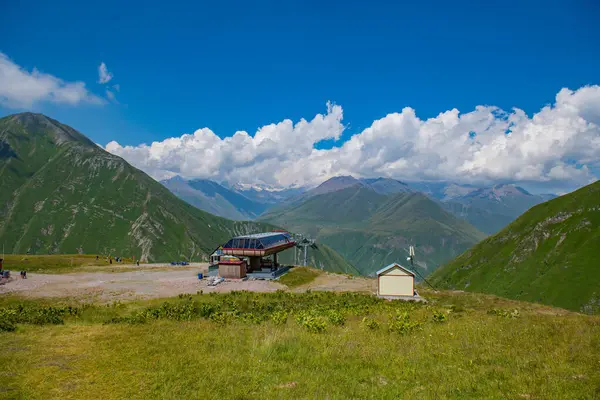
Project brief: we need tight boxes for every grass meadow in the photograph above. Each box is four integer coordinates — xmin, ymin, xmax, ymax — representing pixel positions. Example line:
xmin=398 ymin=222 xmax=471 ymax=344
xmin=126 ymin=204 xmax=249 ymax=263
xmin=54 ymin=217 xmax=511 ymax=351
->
xmin=0 ymin=288 xmax=599 ymax=399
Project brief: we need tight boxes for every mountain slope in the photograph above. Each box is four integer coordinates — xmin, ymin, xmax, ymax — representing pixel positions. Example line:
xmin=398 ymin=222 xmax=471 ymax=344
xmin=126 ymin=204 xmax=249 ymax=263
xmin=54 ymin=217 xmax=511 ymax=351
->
xmin=277 ymin=243 xmax=361 ymax=275
xmin=260 ymin=184 xmax=485 ymax=276
xmin=360 ymin=177 xmax=412 ymax=195
xmin=409 ymin=181 xmax=555 ymax=234
xmin=0 ymin=113 xmax=276 ymax=261
xmin=429 ymin=180 xmax=600 ymax=313
xmin=161 ymin=177 xmax=268 ymax=220
xmin=440 ymin=184 xmax=556 ymax=234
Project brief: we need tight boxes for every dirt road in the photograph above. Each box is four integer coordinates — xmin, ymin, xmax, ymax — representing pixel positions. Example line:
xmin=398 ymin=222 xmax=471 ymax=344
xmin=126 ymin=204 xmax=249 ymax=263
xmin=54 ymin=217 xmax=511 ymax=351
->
xmin=0 ymin=263 xmax=285 ymax=302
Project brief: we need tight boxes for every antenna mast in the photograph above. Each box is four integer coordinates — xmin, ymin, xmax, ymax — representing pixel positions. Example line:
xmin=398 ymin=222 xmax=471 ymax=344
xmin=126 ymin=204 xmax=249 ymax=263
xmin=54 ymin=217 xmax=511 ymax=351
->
xmin=407 ymin=245 xmax=436 ymax=290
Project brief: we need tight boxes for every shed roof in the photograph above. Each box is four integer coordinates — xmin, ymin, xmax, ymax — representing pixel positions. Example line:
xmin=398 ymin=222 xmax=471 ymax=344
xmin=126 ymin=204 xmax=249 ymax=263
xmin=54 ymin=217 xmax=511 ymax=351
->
xmin=376 ymin=263 xmax=415 ymax=277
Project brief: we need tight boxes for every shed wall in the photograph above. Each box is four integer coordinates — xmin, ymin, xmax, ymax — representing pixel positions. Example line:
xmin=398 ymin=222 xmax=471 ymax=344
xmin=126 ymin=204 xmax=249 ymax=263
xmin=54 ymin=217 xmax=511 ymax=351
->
xmin=219 ymin=262 xmax=247 ymax=279
xmin=378 ymin=275 xmax=413 ymax=296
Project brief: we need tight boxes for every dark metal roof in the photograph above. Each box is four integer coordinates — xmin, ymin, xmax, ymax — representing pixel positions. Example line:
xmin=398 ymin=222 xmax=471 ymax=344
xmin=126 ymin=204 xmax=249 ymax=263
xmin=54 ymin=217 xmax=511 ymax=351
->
xmin=232 ymin=232 xmax=289 ymax=239
xmin=222 ymin=231 xmax=294 ymax=251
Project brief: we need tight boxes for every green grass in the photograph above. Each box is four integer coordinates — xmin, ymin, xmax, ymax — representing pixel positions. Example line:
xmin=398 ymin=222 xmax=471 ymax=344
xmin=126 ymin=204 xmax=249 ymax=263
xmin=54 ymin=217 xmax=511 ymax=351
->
xmin=1 ymin=290 xmax=599 ymax=399
xmin=430 ymin=180 xmax=600 ymax=313
xmin=277 ymin=267 xmax=323 ymax=288
xmin=0 ymin=254 xmax=133 ymax=274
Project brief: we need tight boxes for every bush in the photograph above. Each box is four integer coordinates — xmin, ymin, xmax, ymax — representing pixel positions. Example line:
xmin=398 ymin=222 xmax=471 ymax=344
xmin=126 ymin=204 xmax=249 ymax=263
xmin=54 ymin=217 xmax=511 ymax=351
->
xmin=432 ymin=310 xmax=448 ymax=323
xmin=0 ymin=306 xmax=75 ymax=328
xmin=326 ymin=310 xmax=346 ymax=326
xmin=295 ymin=311 xmax=327 ymax=333
xmin=388 ymin=311 xmax=422 ymax=334
xmin=488 ymin=308 xmax=520 ymax=318
xmin=0 ymin=319 xmax=16 ymax=332
xmin=271 ymin=311 xmax=288 ymax=326
xmin=361 ymin=317 xmax=380 ymax=330
xmin=209 ymin=311 xmax=229 ymax=324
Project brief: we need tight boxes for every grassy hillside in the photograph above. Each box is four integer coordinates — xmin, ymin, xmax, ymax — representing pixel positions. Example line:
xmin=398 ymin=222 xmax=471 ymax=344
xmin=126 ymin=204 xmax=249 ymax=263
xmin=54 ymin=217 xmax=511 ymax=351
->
xmin=261 ymin=185 xmax=485 ymax=276
xmin=0 ymin=113 xmax=275 ymax=262
xmin=1 ymin=290 xmax=598 ymax=398
xmin=429 ymin=180 xmax=600 ymax=313
xmin=277 ymin=243 xmax=361 ymax=275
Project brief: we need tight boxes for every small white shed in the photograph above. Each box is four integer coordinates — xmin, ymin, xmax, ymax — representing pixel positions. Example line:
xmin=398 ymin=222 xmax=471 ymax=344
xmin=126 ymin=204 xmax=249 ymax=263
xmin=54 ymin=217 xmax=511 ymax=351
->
xmin=377 ymin=263 xmax=415 ymax=297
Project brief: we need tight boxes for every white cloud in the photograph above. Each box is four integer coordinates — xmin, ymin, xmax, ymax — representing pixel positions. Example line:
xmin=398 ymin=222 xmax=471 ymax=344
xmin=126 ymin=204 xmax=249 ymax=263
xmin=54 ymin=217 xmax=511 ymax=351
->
xmin=0 ymin=52 xmax=104 ymax=108
xmin=106 ymin=86 xmax=600 ymax=190
xmin=106 ymin=89 xmax=117 ymax=103
xmin=97 ymin=62 xmax=113 ymax=84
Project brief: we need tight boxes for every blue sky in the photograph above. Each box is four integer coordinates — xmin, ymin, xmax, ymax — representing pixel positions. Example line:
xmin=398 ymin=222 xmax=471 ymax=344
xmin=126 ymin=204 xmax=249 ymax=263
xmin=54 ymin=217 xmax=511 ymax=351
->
xmin=1 ymin=0 xmax=599 ymax=191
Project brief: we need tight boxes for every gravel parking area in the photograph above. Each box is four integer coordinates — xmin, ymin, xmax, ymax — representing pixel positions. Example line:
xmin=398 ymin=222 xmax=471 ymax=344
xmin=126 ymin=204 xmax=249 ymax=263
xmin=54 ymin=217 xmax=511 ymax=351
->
xmin=0 ymin=264 xmax=285 ymax=302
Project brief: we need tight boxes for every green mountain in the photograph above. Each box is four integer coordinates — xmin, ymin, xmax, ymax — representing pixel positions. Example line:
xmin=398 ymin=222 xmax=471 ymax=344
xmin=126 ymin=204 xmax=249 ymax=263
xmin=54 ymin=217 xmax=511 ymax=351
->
xmin=260 ymin=184 xmax=485 ymax=276
xmin=429 ymin=180 xmax=600 ymax=313
xmin=0 ymin=113 xmax=280 ymax=262
xmin=277 ymin=242 xmax=361 ymax=275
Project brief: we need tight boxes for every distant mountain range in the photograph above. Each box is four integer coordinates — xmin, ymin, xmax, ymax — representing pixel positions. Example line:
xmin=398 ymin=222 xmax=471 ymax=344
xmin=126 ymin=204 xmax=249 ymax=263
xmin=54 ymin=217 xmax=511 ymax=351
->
xmin=259 ymin=177 xmax=486 ymax=276
xmin=162 ymin=175 xmax=553 ymax=235
xmin=430 ymin=179 xmax=600 ymax=313
xmin=430 ymin=183 xmax=556 ymax=234
xmin=161 ymin=177 xmax=307 ymax=220
xmin=161 ymin=177 xmax=270 ymax=220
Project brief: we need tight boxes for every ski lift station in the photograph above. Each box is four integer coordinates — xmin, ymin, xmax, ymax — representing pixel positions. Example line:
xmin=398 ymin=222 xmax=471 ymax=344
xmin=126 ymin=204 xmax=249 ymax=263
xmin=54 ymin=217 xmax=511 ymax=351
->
xmin=209 ymin=231 xmax=296 ymax=279
xmin=377 ymin=263 xmax=416 ymax=298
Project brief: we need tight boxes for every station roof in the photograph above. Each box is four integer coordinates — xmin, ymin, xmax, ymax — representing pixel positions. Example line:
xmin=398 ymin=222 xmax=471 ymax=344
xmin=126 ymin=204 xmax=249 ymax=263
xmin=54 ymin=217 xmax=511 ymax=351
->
xmin=232 ymin=232 xmax=290 ymax=240
xmin=222 ymin=231 xmax=294 ymax=252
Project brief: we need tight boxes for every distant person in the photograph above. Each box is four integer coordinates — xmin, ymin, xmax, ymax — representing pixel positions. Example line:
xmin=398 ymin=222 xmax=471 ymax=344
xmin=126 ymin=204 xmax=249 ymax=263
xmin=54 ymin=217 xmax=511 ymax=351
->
xmin=109 ymin=258 xmax=112 ymax=265
xmin=136 ymin=260 xmax=140 ymax=266
xmin=96 ymin=255 xmax=99 ymax=260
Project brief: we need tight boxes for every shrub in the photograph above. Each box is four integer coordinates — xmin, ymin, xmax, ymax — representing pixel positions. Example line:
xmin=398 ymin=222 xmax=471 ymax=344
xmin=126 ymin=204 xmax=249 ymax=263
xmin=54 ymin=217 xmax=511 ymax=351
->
xmin=209 ymin=311 xmax=229 ymax=324
xmin=271 ymin=311 xmax=288 ymax=326
xmin=361 ymin=317 xmax=380 ymax=330
xmin=198 ymin=303 xmax=216 ymax=318
xmin=295 ymin=311 xmax=327 ymax=333
xmin=488 ymin=308 xmax=520 ymax=318
xmin=388 ymin=311 xmax=422 ymax=334
xmin=0 ymin=319 xmax=16 ymax=332
xmin=432 ymin=310 xmax=448 ymax=323
xmin=326 ymin=310 xmax=346 ymax=326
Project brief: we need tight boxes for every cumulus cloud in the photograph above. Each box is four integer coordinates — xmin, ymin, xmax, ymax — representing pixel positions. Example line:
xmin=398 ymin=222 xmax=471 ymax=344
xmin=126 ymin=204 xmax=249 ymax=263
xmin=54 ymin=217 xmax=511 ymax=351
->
xmin=106 ymin=87 xmax=600 ymax=190
xmin=97 ymin=62 xmax=113 ymax=84
xmin=0 ymin=52 xmax=104 ymax=108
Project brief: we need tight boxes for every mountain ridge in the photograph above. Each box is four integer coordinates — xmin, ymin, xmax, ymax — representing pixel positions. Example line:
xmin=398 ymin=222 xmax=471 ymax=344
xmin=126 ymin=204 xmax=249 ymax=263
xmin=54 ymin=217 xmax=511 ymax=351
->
xmin=260 ymin=184 xmax=485 ymax=276
xmin=429 ymin=180 xmax=600 ymax=313
xmin=0 ymin=113 xmax=276 ymax=261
